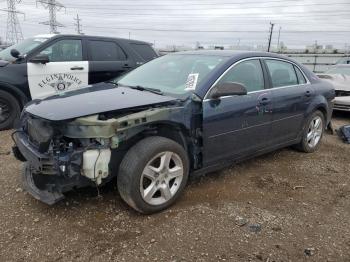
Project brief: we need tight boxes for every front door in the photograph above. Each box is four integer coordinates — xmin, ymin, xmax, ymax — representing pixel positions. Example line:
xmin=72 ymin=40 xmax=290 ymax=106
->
xmin=202 ymin=59 xmax=273 ymax=167
xmin=27 ymin=38 xmax=88 ymax=99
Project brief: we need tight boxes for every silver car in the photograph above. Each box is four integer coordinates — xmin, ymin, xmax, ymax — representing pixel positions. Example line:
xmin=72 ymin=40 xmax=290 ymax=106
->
xmin=318 ymin=65 xmax=350 ymax=111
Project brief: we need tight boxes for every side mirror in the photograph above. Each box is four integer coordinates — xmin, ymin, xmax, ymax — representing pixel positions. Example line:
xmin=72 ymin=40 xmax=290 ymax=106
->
xmin=210 ymin=82 xmax=247 ymax=99
xmin=30 ymin=54 xmax=50 ymax=64
xmin=10 ymin=49 xmax=20 ymax=58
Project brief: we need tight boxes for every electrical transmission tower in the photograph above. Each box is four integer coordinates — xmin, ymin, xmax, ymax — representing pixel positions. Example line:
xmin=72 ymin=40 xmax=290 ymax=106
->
xmin=37 ymin=0 xmax=65 ymax=34
xmin=0 ymin=0 xmax=24 ymax=45
xmin=74 ymin=14 xmax=83 ymax=35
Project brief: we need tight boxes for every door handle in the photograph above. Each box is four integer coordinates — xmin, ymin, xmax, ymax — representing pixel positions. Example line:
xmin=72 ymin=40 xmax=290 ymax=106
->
xmin=259 ymin=97 xmax=271 ymax=105
xmin=70 ymin=66 xmax=84 ymax=70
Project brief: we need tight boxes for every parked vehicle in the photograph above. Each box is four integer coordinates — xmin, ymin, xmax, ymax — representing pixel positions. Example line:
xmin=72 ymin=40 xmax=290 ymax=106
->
xmin=13 ymin=51 xmax=335 ymax=214
xmin=0 ymin=34 xmax=158 ymax=130
xmin=318 ymin=64 xmax=350 ymax=111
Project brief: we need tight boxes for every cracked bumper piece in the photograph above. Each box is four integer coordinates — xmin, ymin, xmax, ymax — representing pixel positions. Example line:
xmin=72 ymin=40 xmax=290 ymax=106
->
xmin=22 ymin=162 xmax=65 ymax=205
xmin=13 ymin=131 xmax=91 ymax=205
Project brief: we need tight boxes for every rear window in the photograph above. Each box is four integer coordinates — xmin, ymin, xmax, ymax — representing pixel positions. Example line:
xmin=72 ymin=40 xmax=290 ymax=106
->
xmin=89 ymin=40 xmax=126 ymax=61
xmin=130 ymin=43 xmax=157 ymax=61
xmin=265 ymin=59 xmax=298 ymax=88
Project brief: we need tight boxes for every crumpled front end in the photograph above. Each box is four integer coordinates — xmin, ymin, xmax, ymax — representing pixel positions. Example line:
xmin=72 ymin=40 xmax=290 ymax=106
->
xmin=13 ymin=106 xmax=185 ymax=205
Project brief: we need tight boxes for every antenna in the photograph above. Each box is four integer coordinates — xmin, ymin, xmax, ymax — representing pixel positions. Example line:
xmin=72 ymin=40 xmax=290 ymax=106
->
xmin=37 ymin=0 xmax=65 ymax=34
xmin=0 ymin=0 xmax=24 ymax=45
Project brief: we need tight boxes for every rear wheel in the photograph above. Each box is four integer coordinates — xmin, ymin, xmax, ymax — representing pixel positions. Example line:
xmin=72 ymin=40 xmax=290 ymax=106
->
xmin=117 ymin=136 xmax=189 ymax=214
xmin=0 ymin=90 xmax=21 ymax=130
xmin=295 ymin=110 xmax=325 ymax=153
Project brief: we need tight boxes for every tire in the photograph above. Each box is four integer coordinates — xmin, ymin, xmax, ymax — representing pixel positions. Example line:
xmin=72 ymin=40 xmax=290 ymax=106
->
xmin=295 ymin=110 xmax=325 ymax=153
xmin=117 ymin=136 xmax=189 ymax=214
xmin=0 ymin=90 xmax=21 ymax=130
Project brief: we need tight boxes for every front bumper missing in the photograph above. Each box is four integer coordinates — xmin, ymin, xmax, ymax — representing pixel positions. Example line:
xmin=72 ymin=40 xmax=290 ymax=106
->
xmin=12 ymin=132 xmax=64 ymax=204
xmin=13 ymin=131 xmax=87 ymax=205
xmin=22 ymin=162 xmax=65 ymax=205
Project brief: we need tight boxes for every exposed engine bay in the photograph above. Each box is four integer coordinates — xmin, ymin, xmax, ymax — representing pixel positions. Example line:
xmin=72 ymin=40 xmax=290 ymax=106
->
xmin=13 ymin=99 xmax=202 ymax=205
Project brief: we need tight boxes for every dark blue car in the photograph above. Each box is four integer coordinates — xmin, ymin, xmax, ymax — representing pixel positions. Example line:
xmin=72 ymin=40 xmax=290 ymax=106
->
xmin=13 ymin=51 xmax=335 ymax=213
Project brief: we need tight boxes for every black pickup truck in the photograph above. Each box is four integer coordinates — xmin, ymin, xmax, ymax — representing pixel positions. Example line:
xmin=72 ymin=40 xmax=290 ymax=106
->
xmin=0 ymin=34 xmax=158 ymax=130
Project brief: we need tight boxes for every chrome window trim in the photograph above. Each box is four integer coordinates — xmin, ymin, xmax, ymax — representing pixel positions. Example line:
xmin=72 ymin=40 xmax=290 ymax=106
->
xmin=203 ymin=56 xmax=311 ymax=100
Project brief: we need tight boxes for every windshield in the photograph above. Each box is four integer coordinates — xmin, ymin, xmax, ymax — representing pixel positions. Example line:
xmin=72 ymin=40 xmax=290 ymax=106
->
xmin=326 ymin=66 xmax=350 ymax=76
xmin=116 ymin=54 xmax=228 ymax=98
xmin=0 ymin=37 xmax=50 ymax=62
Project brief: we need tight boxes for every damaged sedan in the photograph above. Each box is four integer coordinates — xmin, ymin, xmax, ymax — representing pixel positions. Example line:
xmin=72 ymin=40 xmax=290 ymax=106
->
xmin=13 ymin=51 xmax=335 ymax=214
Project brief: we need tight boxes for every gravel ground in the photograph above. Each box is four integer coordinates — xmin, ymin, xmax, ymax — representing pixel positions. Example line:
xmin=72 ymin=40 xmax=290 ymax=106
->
xmin=0 ymin=112 xmax=349 ymax=262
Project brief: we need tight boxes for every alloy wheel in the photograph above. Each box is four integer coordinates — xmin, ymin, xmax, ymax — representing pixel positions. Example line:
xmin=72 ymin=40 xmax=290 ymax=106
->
xmin=307 ymin=116 xmax=323 ymax=148
xmin=140 ymin=151 xmax=184 ymax=206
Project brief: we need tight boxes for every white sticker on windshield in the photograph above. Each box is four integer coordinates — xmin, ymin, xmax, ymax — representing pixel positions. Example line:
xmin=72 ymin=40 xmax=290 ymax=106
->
xmin=185 ymin=73 xmax=199 ymax=91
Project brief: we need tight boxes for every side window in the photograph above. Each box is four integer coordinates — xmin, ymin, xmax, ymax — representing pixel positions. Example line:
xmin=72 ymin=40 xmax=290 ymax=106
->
xmin=265 ymin=60 xmax=298 ymax=88
xmin=38 ymin=39 xmax=82 ymax=62
xmin=218 ymin=59 xmax=264 ymax=92
xmin=294 ymin=65 xmax=307 ymax=84
xmin=130 ymin=43 xmax=157 ymax=61
xmin=89 ymin=41 xmax=126 ymax=61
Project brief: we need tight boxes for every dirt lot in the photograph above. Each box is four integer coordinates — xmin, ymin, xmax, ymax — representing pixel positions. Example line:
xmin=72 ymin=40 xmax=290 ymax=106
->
xmin=0 ymin=113 xmax=349 ymax=262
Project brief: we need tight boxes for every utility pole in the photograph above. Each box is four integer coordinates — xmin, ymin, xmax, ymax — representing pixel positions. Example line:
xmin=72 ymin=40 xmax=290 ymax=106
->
xmin=74 ymin=14 xmax=83 ymax=35
xmin=0 ymin=0 xmax=24 ymax=45
xmin=37 ymin=0 xmax=65 ymax=34
xmin=277 ymin=26 xmax=281 ymax=52
xmin=267 ymin=22 xmax=275 ymax=52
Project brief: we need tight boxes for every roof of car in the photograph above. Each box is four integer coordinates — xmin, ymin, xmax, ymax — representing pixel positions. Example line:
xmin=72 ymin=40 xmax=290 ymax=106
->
xmin=171 ymin=50 xmax=293 ymax=59
xmin=47 ymin=34 xmax=151 ymax=45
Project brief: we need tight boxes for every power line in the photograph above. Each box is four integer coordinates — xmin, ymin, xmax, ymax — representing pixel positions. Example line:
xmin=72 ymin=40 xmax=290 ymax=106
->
xmin=0 ymin=0 xmax=24 ymax=44
xmin=63 ymin=2 xmax=350 ymax=11
xmin=36 ymin=0 xmax=65 ymax=34
xmin=20 ymin=1 xmax=350 ymax=10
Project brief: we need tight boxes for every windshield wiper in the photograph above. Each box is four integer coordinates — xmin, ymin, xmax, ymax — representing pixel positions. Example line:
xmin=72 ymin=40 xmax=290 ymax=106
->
xmin=122 ymin=85 xmax=164 ymax=95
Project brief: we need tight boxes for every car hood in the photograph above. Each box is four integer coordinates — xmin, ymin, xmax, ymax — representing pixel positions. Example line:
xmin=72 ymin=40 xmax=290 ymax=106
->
xmin=317 ymin=73 xmax=350 ymax=91
xmin=25 ymin=83 xmax=178 ymax=121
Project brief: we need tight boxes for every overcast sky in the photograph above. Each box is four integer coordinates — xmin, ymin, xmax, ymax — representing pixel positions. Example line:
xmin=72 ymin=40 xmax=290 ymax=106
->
xmin=0 ymin=0 xmax=349 ymax=49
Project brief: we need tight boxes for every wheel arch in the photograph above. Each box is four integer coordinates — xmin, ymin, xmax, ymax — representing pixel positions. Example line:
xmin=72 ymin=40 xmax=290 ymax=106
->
xmin=306 ymin=94 xmax=331 ymax=125
xmin=110 ymin=121 xmax=198 ymax=177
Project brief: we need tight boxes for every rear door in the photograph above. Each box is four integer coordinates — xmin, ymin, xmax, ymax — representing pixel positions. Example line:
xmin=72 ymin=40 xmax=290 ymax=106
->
xmin=27 ymin=38 xmax=88 ymax=99
xmin=87 ymin=39 xmax=134 ymax=84
xmin=263 ymin=59 xmax=312 ymax=144
xmin=202 ymin=58 xmax=273 ymax=166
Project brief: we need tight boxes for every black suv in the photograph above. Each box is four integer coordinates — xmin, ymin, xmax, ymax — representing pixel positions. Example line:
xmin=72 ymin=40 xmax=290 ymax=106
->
xmin=0 ymin=34 xmax=158 ymax=130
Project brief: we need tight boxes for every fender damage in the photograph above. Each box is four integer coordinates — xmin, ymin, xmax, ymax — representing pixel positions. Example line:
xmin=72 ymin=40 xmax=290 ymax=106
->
xmin=13 ymin=95 xmax=202 ymax=205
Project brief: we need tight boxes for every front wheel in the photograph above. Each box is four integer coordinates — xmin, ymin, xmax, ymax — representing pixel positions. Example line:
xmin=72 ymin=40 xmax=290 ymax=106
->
xmin=117 ymin=136 xmax=189 ymax=214
xmin=295 ymin=110 xmax=325 ymax=153
xmin=0 ymin=90 xmax=21 ymax=130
